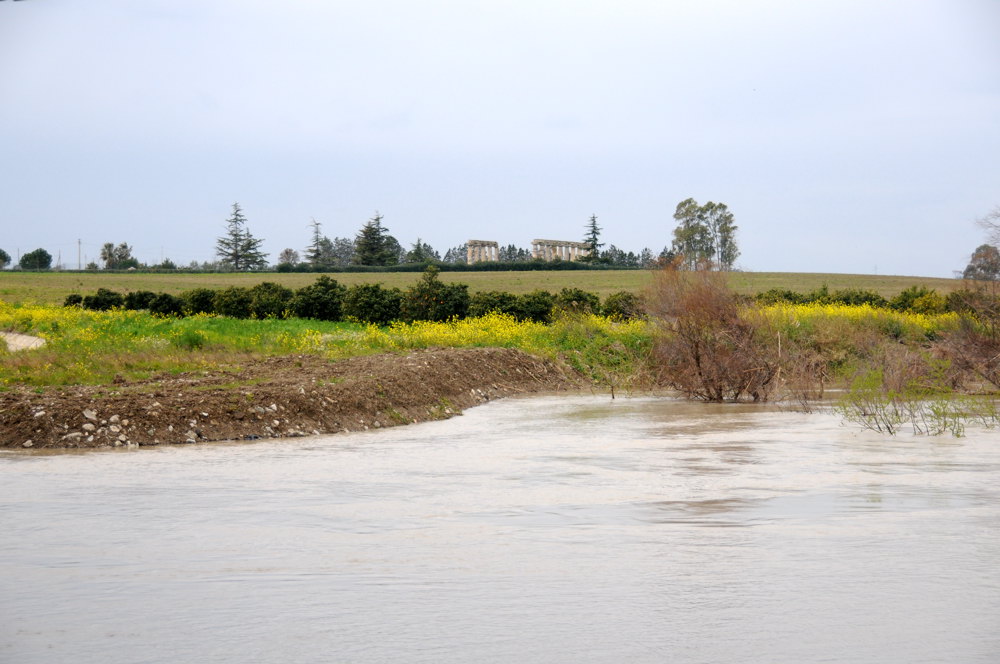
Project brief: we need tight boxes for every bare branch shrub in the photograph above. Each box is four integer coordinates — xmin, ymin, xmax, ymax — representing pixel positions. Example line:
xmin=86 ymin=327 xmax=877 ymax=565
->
xmin=938 ymin=282 xmax=1000 ymax=390
xmin=647 ymin=263 xmax=780 ymax=402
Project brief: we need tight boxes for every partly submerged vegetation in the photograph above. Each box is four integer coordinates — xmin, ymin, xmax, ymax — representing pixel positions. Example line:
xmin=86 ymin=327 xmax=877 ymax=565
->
xmin=3 ymin=266 xmax=999 ymax=436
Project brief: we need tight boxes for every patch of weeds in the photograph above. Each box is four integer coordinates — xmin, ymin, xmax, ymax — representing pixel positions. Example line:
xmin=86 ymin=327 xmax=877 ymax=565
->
xmin=172 ymin=329 xmax=207 ymax=351
xmin=428 ymin=398 xmax=456 ymax=420
xmin=386 ymin=408 xmax=409 ymax=425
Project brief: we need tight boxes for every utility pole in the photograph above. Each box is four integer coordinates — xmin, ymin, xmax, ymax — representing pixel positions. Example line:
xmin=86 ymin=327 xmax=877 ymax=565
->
xmin=78 ymin=239 xmax=82 ymax=270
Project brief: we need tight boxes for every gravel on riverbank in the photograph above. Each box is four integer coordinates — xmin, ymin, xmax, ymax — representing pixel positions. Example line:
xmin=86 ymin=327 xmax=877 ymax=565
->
xmin=1 ymin=347 xmax=583 ymax=449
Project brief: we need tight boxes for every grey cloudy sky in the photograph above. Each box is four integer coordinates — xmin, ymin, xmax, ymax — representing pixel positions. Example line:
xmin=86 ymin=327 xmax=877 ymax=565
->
xmin=2 ymin=0 xmax=998 ymax=276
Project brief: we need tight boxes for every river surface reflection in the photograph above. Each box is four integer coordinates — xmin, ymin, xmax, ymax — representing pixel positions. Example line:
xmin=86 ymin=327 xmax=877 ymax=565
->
xmin=2 ymin=395 xmax=999 ymax=663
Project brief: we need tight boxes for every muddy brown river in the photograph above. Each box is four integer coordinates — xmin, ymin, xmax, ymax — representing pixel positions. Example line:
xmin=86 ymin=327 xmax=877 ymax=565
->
xmin=2 ymin=396 xmax=999 ymax=663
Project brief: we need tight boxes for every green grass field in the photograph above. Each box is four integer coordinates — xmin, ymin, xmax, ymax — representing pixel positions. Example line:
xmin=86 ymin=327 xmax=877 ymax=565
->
xmin=0 ymin=269 xmax=963 ymax=306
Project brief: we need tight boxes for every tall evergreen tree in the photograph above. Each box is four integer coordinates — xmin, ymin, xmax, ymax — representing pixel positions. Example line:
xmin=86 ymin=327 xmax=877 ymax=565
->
xmin=305 ymin=218 xmax=325 ymax=267
xmin=582 ymin=214 xmax=604 ymax=262
xmin=498 ymin=244 xmax=531 ymax=262
xmin=328 ymin=237 xmax=356 ymax=267
xmin=443 ymin=244 xmax=468 ymax=264
xmin=405 ymin=238 xmax=440 ymax=263
xmin=216 ymin=202 xmax=268 ymax=271
xmin=352 ymin=212 xmax=399 ymax=266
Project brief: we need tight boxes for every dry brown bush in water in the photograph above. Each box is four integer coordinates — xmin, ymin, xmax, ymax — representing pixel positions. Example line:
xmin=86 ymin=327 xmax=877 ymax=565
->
xmin=938 ymin=282 xmax=1000 ymax=390
xmin=647 ymin=264 xmax=781 ymax=402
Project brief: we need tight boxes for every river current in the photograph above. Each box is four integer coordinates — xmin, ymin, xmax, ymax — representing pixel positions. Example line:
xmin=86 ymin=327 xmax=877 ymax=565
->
xmin=2 ymin=395 xmax=999 ymax=663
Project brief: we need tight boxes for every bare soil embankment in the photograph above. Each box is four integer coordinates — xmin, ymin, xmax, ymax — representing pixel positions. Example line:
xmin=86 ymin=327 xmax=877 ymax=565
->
xmin=1 ymin=347 xmax=583 ymax=449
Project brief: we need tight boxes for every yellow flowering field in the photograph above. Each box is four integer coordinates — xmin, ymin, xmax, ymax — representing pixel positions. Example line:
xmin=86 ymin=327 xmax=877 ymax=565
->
xmin=1 ymin=303 xmax=652 ymax=386
xmin=759 ymin=302 xmax=960 ymax=342
xmin=0 ymin=299 xmax=968 ymax=388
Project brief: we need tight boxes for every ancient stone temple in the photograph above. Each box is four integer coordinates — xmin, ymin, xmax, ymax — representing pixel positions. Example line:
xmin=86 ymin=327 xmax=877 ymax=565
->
xmin=467 ymin=240 xmax=500 ymax=263
xmin=531 ymin=239 xmax=589 ymax=261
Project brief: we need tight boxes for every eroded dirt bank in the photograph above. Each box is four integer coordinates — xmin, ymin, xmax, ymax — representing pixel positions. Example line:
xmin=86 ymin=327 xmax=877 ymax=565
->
xmin=1 ymin=348 xmax=584 ymax=449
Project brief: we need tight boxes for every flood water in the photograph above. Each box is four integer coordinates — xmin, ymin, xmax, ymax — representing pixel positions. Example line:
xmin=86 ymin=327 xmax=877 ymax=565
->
xmin=2 ymin=395 xmax=999 ymax=663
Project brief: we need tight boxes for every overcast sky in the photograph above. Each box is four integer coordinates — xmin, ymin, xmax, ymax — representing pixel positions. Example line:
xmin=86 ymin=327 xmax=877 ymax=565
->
xmin=2 ymin=0 xmax=998 ymax=276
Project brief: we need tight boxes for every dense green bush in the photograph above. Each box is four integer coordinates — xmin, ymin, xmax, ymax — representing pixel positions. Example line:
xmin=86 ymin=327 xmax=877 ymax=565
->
xmin=212 ymin=286 xmax=253 ymax=319
xmin=63 ymin=293 xmax=83 ymax=307
xmin=399 ymin=266 xmax=469 ymax=322
xmin=602 ymin=290 xmax=645 ymax=319
xmin=827 ymin=288 xmax=888 ymax=308
xmin=554 ymin=287 xmax=600 ymax=315
xmin=248 ymin=282 xmax=294 ymax=319
xmin=180 ymin=288 xmax=217 ymax=315
xmin=82 ymin=288 xmax=124 ymax=311
xmin=468 ymin=290 xmax=520 ymax=318
xmin=890 ymin=286 xmax=939 ymax=312
xmin=342 ymin=283 xmax=402 ymax=325
xmin=516 ymin=290 xmax=555 ymax=323
xmin=124 ymin=290 xmax=157 ymax=310
xmin=292 ymin=276 xmax=346 ymax=321
xmin=148 ymin=292 xmax=183 ymax=316
xmin=755 ymin=288 xmax=807 ymax=305
xmin=908 ymin=291 xmax=947 ymax=315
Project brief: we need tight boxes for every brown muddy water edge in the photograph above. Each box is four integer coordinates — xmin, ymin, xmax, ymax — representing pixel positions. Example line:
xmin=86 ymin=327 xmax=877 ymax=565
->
xmin=0 ymin=348 xmax=584 ymax=449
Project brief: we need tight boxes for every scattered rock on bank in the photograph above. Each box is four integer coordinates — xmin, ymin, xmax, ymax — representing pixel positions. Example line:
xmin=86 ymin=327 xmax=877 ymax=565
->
xmin=0 ymin=348 xmax=583 ymax=449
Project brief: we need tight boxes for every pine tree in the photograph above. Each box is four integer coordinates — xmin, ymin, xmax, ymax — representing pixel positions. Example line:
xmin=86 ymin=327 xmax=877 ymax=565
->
xmin=582 ymin=214 xmax=604 ymax=261
xmin=352 ymin=212 xmax=399 ymax=266
xmin=305 ymin=218 xmax=325 ymax=267
xmin=443 ymin=244 xmax=468 ymax=264
xmin=216 ymin=202 xmax=268 ymax=271
xmin=405 ymin=238 xmax=440 ymax=263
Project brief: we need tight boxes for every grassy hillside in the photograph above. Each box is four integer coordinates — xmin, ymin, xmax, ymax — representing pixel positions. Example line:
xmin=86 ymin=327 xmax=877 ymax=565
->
xmin=0 ymin=269 xmax=963 ymax=306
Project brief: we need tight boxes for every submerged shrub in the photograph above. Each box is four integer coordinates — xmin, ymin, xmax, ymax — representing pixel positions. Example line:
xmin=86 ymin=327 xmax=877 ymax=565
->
xmin=292 ymin=276 xmax=346 ymax=321
xmin=648 ymin=267 xmax=780 ymax=402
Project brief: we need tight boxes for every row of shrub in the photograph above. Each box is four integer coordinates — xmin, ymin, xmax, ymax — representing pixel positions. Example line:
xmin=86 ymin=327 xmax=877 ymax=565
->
xmin=64 ymin=268 xmax=645 ymax=325
xmin=753 ymin=284 xmax=977 ymax=315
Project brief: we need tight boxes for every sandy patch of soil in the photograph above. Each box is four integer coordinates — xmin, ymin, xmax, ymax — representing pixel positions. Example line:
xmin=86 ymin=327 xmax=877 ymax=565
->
xmin=1 ymin=347 xmax=583 ymax=449
xmin=0 ymin=331 xmax=46 ymax=352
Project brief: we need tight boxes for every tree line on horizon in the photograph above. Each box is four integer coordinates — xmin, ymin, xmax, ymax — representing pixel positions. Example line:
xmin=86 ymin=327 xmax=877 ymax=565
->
xmin=0 ymin=199 xmax=741 ymax=273
xmin=8 ymin=202 xmax=995 ymax=278
xmin=212 ymin=199 xmax=742 ymax=273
